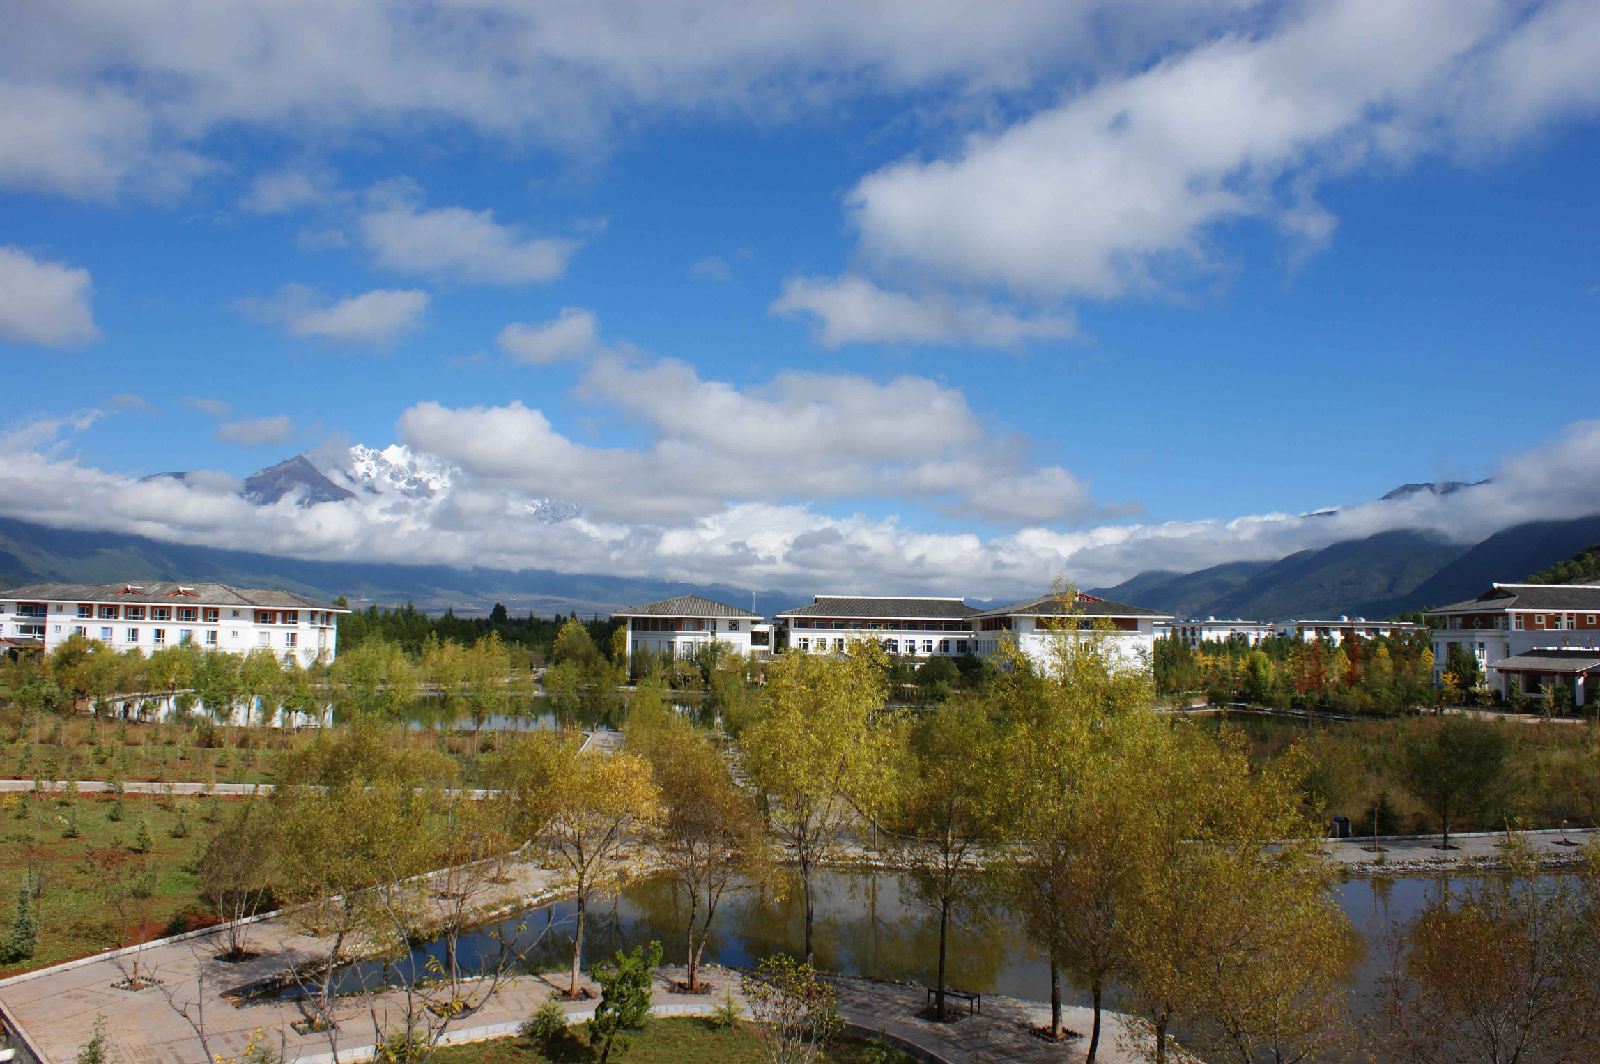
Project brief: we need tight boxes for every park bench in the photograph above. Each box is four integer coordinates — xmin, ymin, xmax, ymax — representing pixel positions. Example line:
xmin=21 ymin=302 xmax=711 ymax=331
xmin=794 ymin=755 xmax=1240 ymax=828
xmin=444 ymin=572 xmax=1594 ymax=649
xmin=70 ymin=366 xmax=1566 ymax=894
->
xmin=925 ymin=984 xmax=981 ymax=1016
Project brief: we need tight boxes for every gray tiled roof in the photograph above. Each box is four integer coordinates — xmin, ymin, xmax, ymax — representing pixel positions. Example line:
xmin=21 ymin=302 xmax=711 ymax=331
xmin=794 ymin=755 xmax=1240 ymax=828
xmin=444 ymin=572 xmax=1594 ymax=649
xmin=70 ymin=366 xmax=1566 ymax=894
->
xmin=974 ymin=591 xmax=1171 ymax=620
xmin=1492 ymin=648 xmax=1600 ymax=673
xmin=1428 ymin=584 xmax=1600 ymax=615
xmin=613 ymin=594 xmax=761 ymax=619
xmin=0 ymin=581 xmax=345 ymax=611
xmin=775 ymin=596 xmax=980 ymax=620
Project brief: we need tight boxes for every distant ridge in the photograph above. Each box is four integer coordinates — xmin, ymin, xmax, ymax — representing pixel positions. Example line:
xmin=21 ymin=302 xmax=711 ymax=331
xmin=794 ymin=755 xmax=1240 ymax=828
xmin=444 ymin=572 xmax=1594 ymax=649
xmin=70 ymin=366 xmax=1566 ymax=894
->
xmin=0 ymin=516 xmax=791 ymax=618
xmin=1093 ymin=514 xmax=1600 ymax=620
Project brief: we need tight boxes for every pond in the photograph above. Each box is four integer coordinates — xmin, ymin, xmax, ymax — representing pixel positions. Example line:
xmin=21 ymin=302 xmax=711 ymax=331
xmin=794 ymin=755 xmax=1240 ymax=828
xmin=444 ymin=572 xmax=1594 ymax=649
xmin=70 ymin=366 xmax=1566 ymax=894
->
xmin=303 ymin=866 xmax=1543 ymax=1014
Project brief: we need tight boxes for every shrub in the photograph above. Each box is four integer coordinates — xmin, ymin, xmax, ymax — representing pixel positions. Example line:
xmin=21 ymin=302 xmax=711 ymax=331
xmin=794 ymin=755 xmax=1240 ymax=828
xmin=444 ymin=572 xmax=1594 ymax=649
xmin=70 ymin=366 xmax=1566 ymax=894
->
xmin=520 ymin=996 xmax=569 ymax=1045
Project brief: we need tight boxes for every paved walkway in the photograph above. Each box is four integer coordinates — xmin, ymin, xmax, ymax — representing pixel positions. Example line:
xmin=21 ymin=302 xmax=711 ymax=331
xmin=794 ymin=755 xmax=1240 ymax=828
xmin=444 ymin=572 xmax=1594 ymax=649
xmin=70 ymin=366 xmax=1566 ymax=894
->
xmin=1321 ymin=826 xmax=1595 ymax=874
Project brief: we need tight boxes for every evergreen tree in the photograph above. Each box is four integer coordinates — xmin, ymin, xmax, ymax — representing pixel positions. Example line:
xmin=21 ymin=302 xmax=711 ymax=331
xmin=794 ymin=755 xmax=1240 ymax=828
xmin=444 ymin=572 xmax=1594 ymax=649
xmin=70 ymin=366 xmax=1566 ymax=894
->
xmin=6 ymin=880 xmax=35 ymax=962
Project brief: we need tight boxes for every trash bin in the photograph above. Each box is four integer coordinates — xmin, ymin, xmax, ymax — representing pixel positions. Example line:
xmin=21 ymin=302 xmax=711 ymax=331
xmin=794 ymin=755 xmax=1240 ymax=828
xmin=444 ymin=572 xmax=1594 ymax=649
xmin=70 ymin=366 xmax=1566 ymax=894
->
xmin=1330 ymin=815 xmax=1351 ymax=839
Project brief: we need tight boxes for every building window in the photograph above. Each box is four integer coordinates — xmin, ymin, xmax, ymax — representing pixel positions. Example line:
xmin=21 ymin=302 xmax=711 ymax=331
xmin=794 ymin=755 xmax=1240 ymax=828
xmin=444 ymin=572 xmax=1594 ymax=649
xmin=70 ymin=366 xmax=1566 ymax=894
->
xmin=206 ymin=631 xmax=217 ymax=646
xmin=126 ymin=628 xmax=139 ymax=643
xmin=203 ymin=608 xmax=219 ymax=623
xmin=99 ymin=626 xmax=113 ymax=641
xmin=179 ymin=630 xmax=194 ymax=646
xmin=956 ymin=640 xmax=969 ymax=654
xmin=77 ymin=604 xmax=93 ymax=618
xmin=151 ymin=607 xmax=171 ymax=621
xmin=1514 ymin=614 xmax=1525 ymax=630
xmin=73 ymin=625 xmax=87 ymax=637
xmin=258 ymin=631 xmax=270 ymax=646
xmin=797 ymin=638 xmax=809 ymax=652
xmin=152 ymin=629 xmax=165 ymax=645
xmin=1588 ymin=616 xmax=1597 ymax=626
xmin=98 ymin=605 xmax=118 ymax=619
xmin=284 ymin=632 xmax=297 ymax=648
xmin=728 ymin=620 xmax=740 ymax=631
xmin=939 ymin=639 xmax=950 ymax=654
xmin=923 ymin=640 xmax=934 ymax=655
xmin=124 ymin=606 xmax=145 ymax=620
xmin=177 ymin=607 xmax=198 ymax=622
xmin=282 ymin=611 xmax=298 ymax=625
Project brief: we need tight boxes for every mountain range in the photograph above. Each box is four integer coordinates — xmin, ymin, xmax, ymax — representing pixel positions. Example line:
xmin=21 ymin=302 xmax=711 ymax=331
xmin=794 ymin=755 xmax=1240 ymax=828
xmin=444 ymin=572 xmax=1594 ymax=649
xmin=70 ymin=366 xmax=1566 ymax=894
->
xmin=8 ymin=450 xmax=1600 ymax=620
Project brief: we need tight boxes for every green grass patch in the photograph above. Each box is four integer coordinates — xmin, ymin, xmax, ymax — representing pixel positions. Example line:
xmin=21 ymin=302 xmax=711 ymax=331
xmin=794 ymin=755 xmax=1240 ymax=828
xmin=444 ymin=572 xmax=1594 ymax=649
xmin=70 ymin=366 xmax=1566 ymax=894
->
xmin=430 ymin=1017 xmax=913 ymax=1064
xmin=0 ymin=790 xmax=220 ymax=976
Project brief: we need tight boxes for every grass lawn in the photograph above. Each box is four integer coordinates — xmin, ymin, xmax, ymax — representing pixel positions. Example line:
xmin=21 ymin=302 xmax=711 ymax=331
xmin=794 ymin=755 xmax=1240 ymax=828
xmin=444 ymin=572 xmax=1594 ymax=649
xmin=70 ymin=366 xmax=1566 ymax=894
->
xmin=0 ymin=790 xmax=223 ymax=976
xmin=431 ymin=1018 xmax=912 ymax=1064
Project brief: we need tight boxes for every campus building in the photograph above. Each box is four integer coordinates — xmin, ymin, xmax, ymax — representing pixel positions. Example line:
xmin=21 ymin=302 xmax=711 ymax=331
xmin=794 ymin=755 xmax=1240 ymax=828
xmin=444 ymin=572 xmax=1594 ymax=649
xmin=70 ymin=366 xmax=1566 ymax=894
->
xmin=774 ymin=596 xmax=980 ymax=657
xmin=0 ymin=581 xmax=347 ymax=668
xmin=615 ymin=594 xmax=766 ymax=662
xmin=1157 ymin=618 xmax=1277 ymax=647
xmin=1426 ymin=583 xmax=1600 ymax=705
xmin=1272 ymin=617 xmax=1426 ymax=646
xmin=975 ymin=592 xmax=1171 ymax=674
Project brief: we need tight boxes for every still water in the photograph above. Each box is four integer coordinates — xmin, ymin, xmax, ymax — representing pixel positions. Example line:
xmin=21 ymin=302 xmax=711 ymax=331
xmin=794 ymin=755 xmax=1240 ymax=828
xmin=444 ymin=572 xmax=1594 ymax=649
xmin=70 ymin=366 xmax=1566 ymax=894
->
xmin=329 ymin=693 xmax=708 ymax=733
xmin=314 ymin=867 xmax=1520 ymax=1010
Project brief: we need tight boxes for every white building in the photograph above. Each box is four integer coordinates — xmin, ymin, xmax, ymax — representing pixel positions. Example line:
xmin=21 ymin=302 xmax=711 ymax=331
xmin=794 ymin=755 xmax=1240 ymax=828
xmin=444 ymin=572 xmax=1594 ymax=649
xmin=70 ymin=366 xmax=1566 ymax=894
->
xmin=615 ymin=594 xmax=765 ymax=662
xmin=0 ymin=581 xmax=347 ymax=668
xmin=1426 ymin=583 xmax=1600 ymax=701
xmin=974 ymin=591 xmax=1171 ymax=675
xmin=775 ymin=596 xmax=980 ymax=657
xmin=1273 ymin=617 xmax=1425 ymax=646
xmin=1158 ymin=618 xmax=1276 ymax=647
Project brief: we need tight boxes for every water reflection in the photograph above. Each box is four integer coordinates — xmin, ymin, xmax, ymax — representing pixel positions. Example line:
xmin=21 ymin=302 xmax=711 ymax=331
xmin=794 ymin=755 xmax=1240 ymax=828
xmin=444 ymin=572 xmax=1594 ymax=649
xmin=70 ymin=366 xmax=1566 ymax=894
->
xmin=329 ymin=692 xmax=709 ymax=733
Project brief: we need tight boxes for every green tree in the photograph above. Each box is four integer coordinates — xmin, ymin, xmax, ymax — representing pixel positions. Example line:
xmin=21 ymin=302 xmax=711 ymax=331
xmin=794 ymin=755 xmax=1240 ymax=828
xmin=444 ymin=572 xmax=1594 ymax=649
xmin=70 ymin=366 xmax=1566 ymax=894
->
xmin=884 ymin=698 xmax=998 ymax=1019
xmin=541 ymin=748 xmax=662 ymax=996
xmin=587 ymin=940 xmax=663 ymax=1064
xmin=742 ymin=955 xmax=841 ymax=1064
xmin=1444 ymin=642 xmax=1482 ymax=693
xmin=647 ymin=721 xmax=773 ymax=993
xmin=742 ymin=643 xmax=891 ymax=964
xmin=1400 ymin=715 xmax=1509 ymax=849
xmin=75 ymin=1015 xmax=111 ymax=1064
xmin=200 ymin=797 xmax=277 ymax=959
xmin=5 ymin=878 xmax=36 ymax=962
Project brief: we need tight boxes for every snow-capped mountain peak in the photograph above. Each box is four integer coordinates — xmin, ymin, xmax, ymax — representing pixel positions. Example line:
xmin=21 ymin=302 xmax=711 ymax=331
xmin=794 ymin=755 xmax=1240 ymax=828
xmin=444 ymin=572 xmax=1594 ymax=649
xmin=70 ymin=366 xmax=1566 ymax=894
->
xmin=345 ymin=444 xmax=454 ymax=499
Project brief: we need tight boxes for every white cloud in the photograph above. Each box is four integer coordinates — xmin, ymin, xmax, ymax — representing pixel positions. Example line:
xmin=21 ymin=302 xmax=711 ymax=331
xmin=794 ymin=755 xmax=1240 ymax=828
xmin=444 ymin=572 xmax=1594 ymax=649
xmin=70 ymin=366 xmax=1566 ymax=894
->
xmin=359 ymin=187 xmax=580 ymax=284
xmin=214 ymin=415 xmax=294 ymax=447
xmin=690 ymin=257 xmax=733 ymax=282
xmin=182 ymin=396 xmax=231 ymax=418
xmin=770 ymin=0 xmax=1600 ymax=340
xmin=402 ymin=352 xmax=1107 ymax=525
xmin=0 ymin=246 xmax=100 ymax=347
xmin=497 ymin=308 xmax=605 ymax=364
xmin=771 ymin=274 xmax=1075 ymax=347
xmin=108 ymin=393 xmax=157 ymax=413
xmin=4 ymin=405 xmax=1600 ymax=600
xmin=240 ymin=167 xmax=340 ymax=214
xmin=0 ymin=1 xmax=1243 ymax=201
xmin=236 ymin=284 xmax=428 ymax=345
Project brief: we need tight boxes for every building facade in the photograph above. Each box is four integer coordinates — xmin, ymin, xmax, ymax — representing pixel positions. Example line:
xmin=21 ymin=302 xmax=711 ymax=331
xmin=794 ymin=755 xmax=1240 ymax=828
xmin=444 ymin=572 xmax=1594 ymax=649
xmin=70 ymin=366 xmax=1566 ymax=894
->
xmin=975 ymin=592 xmax=1171 ymax=674
xmin=615 ymin=594 xmax=765 ymax=662
xmin=1426 ymin=583 xmax=1600 ymax=701
xmin=0 ymin=581 xmax=347 ymax=668
xmin=1273 ymin=617 xmax=1426 ymax=646
xmin=774 ymin=596 xmax=980 ymax=657
xmin=1157 ymin=618 xmax=1277 ymax=647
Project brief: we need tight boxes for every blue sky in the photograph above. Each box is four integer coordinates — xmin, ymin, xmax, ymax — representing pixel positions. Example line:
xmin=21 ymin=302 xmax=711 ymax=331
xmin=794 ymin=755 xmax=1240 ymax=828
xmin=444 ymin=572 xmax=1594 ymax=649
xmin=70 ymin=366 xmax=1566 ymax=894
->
xmin=2 ymin=0 xmax=1598 ymax=597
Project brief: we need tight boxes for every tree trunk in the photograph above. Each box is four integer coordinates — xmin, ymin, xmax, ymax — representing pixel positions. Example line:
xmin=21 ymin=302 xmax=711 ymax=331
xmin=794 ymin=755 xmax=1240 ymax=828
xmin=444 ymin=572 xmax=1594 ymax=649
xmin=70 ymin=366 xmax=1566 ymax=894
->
xmin=570 ymin=891 xmax=586 ymax=996
xmin=935 ymin=897 xmax=949 ymax=1018
xmin=1154 ymin=1011 xmax=1169 ymax=1064
xmin=685 ymin=893 xmax=699 ymax=992
xmin=1049 ymin=954 xmax=1062 ymax=1040
xmin=803 ymin=869 xmax=816 ymax=966
xmin=1087 ymin=980 xmax=1103 ymax=1064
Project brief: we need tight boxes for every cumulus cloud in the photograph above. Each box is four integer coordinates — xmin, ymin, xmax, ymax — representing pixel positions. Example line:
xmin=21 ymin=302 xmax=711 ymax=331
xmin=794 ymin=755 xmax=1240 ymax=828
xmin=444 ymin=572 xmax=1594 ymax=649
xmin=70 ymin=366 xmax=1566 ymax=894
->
xmin=240 ymin=166 xmax=341 ymax=214
xmin=359 ymin=185 xmax=580 ymax=284
xmin=690 ymin=257 xmax=733 ymax=282
xmin=0 ymin=0 xmax=1244 ymax=201
xmin=4 ymin=406 xmax=1600 ymax=599
xmin=497 ymin=308 xmax=607 ymax=364
xmin=0 ymin=246 xmax=100 ymax=346
xmin=771 ymin=274 xmax=1075 ymax=347
xmin=771 ymin=0 xmax=1600 ymax=341
xmin=236 ymin=284 xmax=428 ymax=345
xmin=182 ymin=396 xmax=231 ymax=418
xmin=214 ymin=415 xmax=294 ymax=447
xmin=402 ymin=352 xmax=1108 ymax=525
